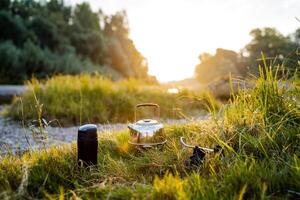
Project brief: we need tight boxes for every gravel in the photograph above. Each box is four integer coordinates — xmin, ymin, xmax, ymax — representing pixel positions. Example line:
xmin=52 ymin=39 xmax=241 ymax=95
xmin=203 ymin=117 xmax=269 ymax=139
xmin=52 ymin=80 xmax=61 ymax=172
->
xmin=0 ymin=116 xmax=127 ymax=155
xmin=0 ymin=105 xmax=208 ymax=155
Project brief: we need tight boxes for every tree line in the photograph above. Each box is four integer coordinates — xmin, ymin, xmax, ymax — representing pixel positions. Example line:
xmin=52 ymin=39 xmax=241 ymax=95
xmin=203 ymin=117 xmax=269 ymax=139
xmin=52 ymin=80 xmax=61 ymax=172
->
xmin=195 ymin=27 xmax=300 ymax=83
xmin=0 ymin=0 xmax=156 ymax=84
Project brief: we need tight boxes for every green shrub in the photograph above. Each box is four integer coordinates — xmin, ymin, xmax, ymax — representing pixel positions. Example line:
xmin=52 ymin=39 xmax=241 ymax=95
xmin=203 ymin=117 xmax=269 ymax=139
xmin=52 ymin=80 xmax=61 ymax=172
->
xmin=6 ymin=75 xmax=216 ymax=125
xmin=0 ymin=11 xmax=28 ymax=46
xmin=0 ymin=40 xmax=24 ymax=83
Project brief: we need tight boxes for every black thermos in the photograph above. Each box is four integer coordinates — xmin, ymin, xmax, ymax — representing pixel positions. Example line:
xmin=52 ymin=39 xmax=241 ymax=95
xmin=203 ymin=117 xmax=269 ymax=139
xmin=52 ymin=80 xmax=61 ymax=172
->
xmin=77 ymin=124 xmax=98 ymax=166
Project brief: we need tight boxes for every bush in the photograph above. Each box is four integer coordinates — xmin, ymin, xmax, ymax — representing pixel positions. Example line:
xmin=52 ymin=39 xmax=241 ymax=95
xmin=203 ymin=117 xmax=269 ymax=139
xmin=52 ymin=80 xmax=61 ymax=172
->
xmin=29 ymin=16 xmax=60 ymax=49
xmin=6 ymin=75 xmax=216 ymax=125
xmin=0 ymin=41 xmax=24 ymax=83
xmin=0 ymin=40 xmax=106 ymax=84
xmin=70 ymin=30 xmax=105 ymax=63
xmin=21 ymin=40 xmax=52 ymax=78
xmin=0 ymin=11 xmax=28 ymax=46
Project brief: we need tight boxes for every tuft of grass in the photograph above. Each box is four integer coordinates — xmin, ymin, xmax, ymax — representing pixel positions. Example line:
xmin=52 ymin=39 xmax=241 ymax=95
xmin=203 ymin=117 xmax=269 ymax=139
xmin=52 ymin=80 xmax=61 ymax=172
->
xmin=5 ymin=75 xmax=219 ymax=125
xmin=153 ymin=173 xmax=188 ymax=200
xmin=222 ymin=60 xmax=300 ymax=158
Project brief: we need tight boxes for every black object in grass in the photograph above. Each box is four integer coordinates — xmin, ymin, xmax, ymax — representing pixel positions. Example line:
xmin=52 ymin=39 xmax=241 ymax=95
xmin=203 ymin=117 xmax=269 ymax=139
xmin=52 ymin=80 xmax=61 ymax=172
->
xmin=189 ymin=146 xmax=206 ymax=167
xmin=77 ymin=124 xmax=98 ymax=167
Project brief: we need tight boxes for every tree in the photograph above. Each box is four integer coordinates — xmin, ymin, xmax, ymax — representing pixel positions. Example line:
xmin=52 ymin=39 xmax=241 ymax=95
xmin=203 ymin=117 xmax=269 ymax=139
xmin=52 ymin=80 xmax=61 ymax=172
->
xmin=195 ymin=27 xmax=300 ymax=83
xmin=29 ymin=16 xmax=60 ymax=49
xmin=195 ymin=48 xmax=241 ymax=83
xmin=11 ymin=0 xmax=42 ymax=19
xmin=104 ymin=11 xmax=129 ymax=38
xmin=0 ymin=41 xmax=24 ymax=83
xmin=73 ymin=3 xmax=100 ymax=31
xmin=243 ymin=27 xmax=299 ymax=73
xmin=0 ymin=0 xmax=152 ymax=83
xmin=0 ymin=11 xmax=28 ymax=46
xmin=103 ymin=11 xmax=148 ymax=78
xmin=70 ymin=30 xmax=105 ymax=63
xmin=291 ymin=28 xmax=300 ymax=47
xmin=0 ymin=0 xmax=10 ymax=10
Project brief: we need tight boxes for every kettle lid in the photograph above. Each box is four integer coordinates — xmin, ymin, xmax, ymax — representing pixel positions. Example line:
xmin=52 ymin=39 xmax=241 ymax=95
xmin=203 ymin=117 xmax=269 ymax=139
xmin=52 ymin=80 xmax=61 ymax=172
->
xmin=128 ymin=118 xmax=163 ymax=134
xmin=136 ymin=119 xmax=159 ymax=126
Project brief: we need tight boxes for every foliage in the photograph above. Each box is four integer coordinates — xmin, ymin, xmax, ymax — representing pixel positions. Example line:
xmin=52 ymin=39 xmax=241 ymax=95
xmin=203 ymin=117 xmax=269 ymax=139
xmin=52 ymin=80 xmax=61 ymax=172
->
xmin=195 ymin=27 xmax=300 ymax=83
xmin=0 ymin=0 xmax=155 ymax=84
xmin=244 ymin=28 xmax=299 ymax=74
xmin=0 ymin=11 xmax=28 ymax=46
xmin=0 ymin=40 xmax=96 ymax=84
xmin=0 ymin=41 xmax=23 ymax=83
xmin=195 ymin=48 xmax=242 ymax=83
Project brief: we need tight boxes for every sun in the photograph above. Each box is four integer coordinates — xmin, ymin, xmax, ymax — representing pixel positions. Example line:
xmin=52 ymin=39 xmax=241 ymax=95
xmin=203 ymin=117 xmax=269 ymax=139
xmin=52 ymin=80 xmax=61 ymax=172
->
xmin=127 ymin=0 xmax=251 ymax=82
xmin=75 ymin=0 xmax=300 ymax=82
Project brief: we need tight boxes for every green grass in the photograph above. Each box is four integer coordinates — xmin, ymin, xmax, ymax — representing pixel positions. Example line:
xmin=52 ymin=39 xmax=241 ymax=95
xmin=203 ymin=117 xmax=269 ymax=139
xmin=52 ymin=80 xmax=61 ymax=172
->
xmin=0 ymin=63 xmax=299 ymax=199
xmin=5 ymin=75 xmax=220 ymax=125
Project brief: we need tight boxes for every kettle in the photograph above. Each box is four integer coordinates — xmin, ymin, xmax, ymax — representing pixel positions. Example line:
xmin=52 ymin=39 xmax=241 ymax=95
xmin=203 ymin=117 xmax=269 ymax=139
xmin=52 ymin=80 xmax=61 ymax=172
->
xmin=128 ymin=103 xmax=167 ymax=148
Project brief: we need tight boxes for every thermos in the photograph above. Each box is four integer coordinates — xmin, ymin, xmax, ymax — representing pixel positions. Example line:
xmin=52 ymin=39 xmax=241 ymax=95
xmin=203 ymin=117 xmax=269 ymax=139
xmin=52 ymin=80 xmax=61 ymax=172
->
xmin=77 ymin=124 xmax=98 ymax=166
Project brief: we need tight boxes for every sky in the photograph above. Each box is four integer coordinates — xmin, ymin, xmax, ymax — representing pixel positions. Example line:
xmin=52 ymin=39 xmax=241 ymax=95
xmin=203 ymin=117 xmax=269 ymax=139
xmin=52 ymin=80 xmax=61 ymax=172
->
xmin=67 ymin=0 xmax=300 ymax=82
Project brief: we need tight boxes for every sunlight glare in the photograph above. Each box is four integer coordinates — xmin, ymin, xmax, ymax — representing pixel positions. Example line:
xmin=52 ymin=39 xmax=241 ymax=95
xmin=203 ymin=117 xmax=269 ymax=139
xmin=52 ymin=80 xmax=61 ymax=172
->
xmin=167 ymin=88 xmax=179 ymax=94
xmin=71 ymin=0 xmax=300 ymax=82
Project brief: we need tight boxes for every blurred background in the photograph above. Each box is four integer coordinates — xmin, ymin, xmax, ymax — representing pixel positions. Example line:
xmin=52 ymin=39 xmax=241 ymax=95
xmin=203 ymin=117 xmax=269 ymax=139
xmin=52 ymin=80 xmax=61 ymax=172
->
xmin=0 ymin=0 xmax=299 ymax=95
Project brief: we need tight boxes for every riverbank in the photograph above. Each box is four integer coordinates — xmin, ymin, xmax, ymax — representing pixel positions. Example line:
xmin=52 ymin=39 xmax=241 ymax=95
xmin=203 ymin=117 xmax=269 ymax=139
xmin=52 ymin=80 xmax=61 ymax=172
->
xmin=0 ymin=104 xmax=208 ymax=154
xmin=5 ymin=75 xmax=220 ymax=125
xmin=0 ymin=85 xmax=26 ymax=103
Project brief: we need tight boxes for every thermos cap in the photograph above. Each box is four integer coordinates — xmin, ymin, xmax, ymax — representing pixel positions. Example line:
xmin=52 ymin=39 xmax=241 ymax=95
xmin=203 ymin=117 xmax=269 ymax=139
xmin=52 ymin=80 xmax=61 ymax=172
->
xmin=78 ymin=124 xmax=97 ymax=140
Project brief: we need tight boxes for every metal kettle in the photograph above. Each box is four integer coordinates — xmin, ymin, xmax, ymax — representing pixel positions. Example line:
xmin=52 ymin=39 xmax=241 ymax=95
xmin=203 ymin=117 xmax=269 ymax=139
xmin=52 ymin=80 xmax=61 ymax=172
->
xmin=128 ymin=103 xmax=167 ymax=148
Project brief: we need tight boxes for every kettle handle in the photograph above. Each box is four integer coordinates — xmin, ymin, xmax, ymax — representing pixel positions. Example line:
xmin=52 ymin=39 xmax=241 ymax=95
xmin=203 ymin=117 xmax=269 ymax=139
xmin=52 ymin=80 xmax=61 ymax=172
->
xmin=135 ymin=103 xmax=160 ymax=121
xmin=180 ymin=137 xmax=214 ymax=152
xmin=136 ymin=103 xmax=159 ymax=108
